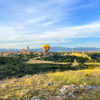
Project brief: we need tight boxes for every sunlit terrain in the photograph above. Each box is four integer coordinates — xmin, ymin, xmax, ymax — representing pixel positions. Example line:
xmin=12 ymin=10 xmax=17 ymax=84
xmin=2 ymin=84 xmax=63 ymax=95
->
xmin=0 ymin=67 xmax=100 ymax=100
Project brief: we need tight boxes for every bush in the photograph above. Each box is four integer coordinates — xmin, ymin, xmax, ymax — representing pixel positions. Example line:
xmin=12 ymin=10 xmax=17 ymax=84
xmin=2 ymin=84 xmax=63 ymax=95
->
xmin=88 ymin=66 xmax=95 ymax=69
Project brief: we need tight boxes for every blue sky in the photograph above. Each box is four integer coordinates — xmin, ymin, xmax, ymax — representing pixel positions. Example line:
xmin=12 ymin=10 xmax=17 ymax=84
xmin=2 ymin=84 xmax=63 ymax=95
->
xmin=0 ymin=0 xmax=100 ymax=49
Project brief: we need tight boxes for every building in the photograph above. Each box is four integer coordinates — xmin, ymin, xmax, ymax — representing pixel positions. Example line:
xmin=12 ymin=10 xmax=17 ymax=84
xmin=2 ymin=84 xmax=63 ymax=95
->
xmin=70 ymin=50 xmax=92 ymax=60
xmin=72 ymin=59 xmax=79 ymax=66
xmin=20 ymin=46 xmax=30 ymax=54
xmin=0 ymin=51 xmax=17 ymax=57
xmin=0 ymin=52 xmax=8 ymax=56
xmin=33 ymin=52 xmax=42 ymax=55
xmin=27 ymin=46 xmax=30 ymax=52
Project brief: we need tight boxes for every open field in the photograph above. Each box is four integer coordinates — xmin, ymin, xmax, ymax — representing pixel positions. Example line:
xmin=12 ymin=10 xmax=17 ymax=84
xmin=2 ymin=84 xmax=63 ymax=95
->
xmin=0 ymin=67 xmax=100 ymax=100
xmin=27 ymin=59 xmax=68 ymax=65
xmin=85 ymin=62 xmax=100 ymax=65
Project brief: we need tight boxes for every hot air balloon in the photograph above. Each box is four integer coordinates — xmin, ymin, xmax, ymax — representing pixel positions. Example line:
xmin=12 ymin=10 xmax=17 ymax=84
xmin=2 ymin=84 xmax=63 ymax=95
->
xmin=42 ymin=44 xmax=50 ymax=55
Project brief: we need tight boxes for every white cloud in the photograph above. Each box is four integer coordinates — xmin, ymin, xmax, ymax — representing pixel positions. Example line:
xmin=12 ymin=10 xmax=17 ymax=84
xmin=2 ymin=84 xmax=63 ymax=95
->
xmin=77 ymin=42 xmax=100 ymax=47
xmin=0 ymin=21 xmax=100 ymax=48
xmin=0 ymin=0 xmax=99 ymax=48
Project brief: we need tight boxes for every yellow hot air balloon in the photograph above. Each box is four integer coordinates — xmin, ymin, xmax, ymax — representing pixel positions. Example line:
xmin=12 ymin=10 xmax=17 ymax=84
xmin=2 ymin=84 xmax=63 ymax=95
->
xmin=42 ymin=44 xmax=50 ymax=54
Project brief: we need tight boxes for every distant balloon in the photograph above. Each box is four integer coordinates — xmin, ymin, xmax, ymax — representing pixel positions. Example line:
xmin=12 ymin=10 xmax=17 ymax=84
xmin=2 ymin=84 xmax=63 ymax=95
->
xmin=42 ymin=44 xmax=50 ymax=54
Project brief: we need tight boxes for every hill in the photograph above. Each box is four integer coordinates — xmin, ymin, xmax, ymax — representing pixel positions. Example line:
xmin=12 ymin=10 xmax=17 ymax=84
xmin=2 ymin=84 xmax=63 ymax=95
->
xmin=0 ymin=68 xmax=100 ymax=100
xmin=0 ymin=47 xmax=100 ymax=52
xmin=31 ymin=47 xmax=100 ymax=52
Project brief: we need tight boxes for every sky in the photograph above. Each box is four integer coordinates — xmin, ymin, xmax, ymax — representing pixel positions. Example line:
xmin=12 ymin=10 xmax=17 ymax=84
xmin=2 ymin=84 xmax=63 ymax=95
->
xmin=0 ymin=0 xmax=100 ymax=49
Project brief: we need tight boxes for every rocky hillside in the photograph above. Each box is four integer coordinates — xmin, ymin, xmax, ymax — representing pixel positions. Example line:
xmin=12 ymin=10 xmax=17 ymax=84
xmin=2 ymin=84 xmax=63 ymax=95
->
xmin=0 ymin=68 xmax=100 ymax=100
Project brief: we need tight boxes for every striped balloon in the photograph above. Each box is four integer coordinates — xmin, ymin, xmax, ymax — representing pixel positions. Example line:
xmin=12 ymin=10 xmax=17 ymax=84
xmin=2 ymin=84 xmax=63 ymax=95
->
xmin=42 ymin=44 xmax=50 ymax=54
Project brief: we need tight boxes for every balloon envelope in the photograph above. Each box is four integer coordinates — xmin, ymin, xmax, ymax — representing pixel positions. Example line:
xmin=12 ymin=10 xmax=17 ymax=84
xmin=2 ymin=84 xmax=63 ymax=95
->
xmin=42 ymin=44 xmax=50 ymax=53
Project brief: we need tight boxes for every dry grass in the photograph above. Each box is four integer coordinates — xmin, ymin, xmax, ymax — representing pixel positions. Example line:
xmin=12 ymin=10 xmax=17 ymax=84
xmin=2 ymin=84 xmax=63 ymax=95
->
xmin=0 ymin=67 xmax=100 ymax=100
xmin=85 ymin=62 xmax=100 ymax=65
xmin=27 ymin=59 xmax=68 ymax=64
